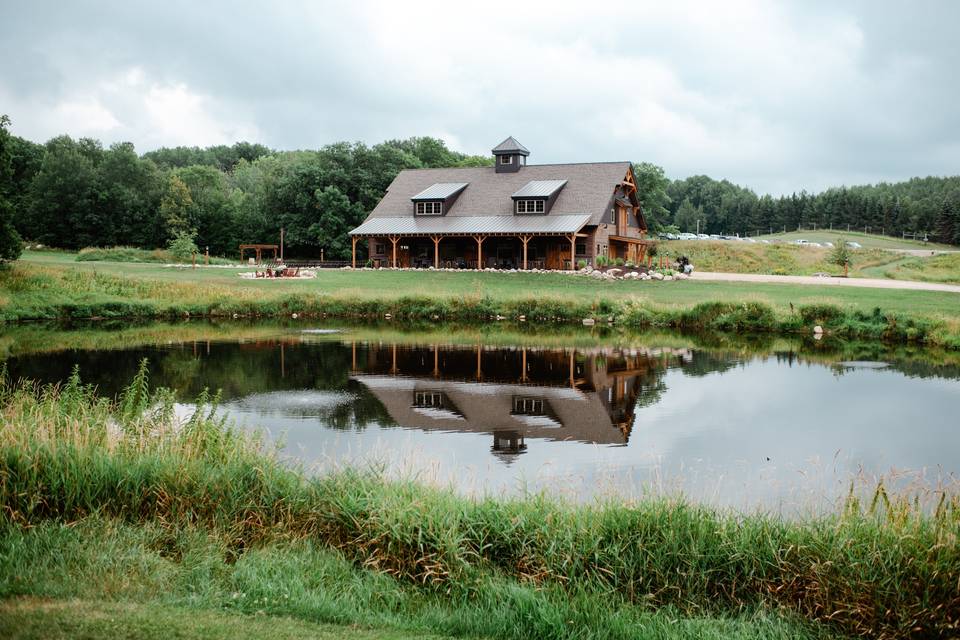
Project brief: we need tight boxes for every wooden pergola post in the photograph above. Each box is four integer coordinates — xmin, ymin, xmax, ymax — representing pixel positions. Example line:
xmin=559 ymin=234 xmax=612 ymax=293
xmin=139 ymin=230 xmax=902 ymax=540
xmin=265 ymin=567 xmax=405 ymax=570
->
xmin=431 ymin=235 xmax=441 ymax=269
xmin=389 ymin=236 xmax=399 ymax=268
xmin=474 ymin=235 xmax=486 ymax=270
xmin=351 ymin=236 xmax=358 ymax=268
xmin=568 ymin=234 xmax=576 ymax=270
xmin=519 ymin=235 xmax=531 ymax=270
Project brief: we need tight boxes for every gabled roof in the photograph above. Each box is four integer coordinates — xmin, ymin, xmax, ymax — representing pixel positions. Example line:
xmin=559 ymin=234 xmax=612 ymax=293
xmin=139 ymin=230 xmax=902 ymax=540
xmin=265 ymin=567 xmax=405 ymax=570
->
xmin=512 ymin=179 xmax=567 ymax=199
xmin=491 ymin=136 xmax=530 ymax=156
xmin=410 ymin=182 xmax=468 ymax=201
xmin=360 ymin=162 xmax=632 ymax=227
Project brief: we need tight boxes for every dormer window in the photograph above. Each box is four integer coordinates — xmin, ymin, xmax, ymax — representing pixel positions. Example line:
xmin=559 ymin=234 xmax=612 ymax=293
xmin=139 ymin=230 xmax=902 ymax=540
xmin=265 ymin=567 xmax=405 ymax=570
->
xmin=499 ymin=155 xmax=512 ymax=165
xmin=515 ymin=199 xmax=545 ymax=214
xmin=416 ymin=201 xmax=443 ymax=215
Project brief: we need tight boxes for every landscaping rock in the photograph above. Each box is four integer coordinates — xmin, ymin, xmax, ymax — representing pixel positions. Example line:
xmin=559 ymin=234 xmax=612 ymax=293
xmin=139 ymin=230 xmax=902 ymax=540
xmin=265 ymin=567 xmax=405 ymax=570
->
xmin=652 ymin=272 xmax=664 ymax=280
xmin=607 ymin=268 xmax=622 ymax=276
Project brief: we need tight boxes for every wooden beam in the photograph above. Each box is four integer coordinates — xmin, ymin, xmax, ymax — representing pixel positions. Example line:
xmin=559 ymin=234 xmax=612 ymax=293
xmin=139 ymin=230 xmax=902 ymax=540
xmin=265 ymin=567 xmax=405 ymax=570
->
xmin=568 ymin=234 xmax=576 ymax=270
xmin=389 ymin=236 xmax=399 ymax=268
xmin=431 ymin=235 xmax=441 ymax=269
xmin=474 ymin=235 xmax=486 ymax=270
xmin=519 ymin=235 xmax=531 ymax=270
xmin=351 ymin=236 xmax=357 ymax=269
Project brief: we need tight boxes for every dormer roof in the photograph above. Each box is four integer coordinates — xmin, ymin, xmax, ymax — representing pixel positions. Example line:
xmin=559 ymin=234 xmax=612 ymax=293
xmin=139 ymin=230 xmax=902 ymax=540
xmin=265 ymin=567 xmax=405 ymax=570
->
xmin=491 ymin=136 xmax=530 ymax=156
xmin=512 ymin=180 xmax=567 ymax=199
xmin=410 ymin=182 xmax=468 ymax=201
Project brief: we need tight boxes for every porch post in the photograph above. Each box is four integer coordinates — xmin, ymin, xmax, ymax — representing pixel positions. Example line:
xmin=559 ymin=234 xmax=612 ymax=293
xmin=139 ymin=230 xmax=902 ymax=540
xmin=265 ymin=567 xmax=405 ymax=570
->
xmin=431 ymin=235 xmax=441 ymax=269
xmin=474 ymin=235 xmax=485 ymax=270
xmin=520 ymin=235 xmax=530 ymax=270
xmin=568 ymin=234 xmax=576 ymax=270
xmin=351 ymin=236 xmax=357 ymax=268
xmin=389 ymin=236 xmax=399 ymax=268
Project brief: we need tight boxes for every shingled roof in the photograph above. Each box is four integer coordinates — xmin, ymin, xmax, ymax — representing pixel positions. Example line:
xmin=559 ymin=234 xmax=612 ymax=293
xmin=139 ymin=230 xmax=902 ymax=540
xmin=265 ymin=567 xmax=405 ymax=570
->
xmin=356 ymin=162 xmax=632 ymax=228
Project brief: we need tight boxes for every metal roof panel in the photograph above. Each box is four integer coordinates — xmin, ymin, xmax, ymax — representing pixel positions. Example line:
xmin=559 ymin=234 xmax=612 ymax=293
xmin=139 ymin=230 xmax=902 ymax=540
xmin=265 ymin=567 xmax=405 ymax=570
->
xmin=349 ymin=214 xmax=591 ymax=236
xmin=512 ymin=179 xmax=567 ymax=199
xmin=410 ymin=182 xmax=469 ymax=200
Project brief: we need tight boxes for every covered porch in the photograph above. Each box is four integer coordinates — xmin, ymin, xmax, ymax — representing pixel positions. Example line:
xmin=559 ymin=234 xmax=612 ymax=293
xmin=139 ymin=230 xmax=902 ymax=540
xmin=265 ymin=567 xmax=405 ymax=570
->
xmin=609 ymin=235 xmax=655 ymax=265
xmin=354 ymin=233 xmax=589 ymax=270
xmin=349 ymin=214 xmax=593 ymax=271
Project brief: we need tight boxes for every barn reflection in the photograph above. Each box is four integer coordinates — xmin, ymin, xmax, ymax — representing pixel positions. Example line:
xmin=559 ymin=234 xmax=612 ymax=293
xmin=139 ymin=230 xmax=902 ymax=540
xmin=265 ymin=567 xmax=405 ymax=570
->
xmin=348 ymin=342 xmax=678 ymax=460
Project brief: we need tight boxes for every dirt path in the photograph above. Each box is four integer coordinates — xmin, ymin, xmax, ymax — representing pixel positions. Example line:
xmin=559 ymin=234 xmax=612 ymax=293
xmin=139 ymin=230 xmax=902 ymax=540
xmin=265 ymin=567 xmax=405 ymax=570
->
xmin=693 ymin=271 xmax=960 ymax=293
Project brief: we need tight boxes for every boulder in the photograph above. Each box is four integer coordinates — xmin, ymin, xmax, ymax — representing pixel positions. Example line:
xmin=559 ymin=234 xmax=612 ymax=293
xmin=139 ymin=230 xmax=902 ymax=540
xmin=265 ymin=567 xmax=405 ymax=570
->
xmin=606 ymin=268 xmax=622 ymax=276
xmin=652 ymin=272 xmax=664 ymax=280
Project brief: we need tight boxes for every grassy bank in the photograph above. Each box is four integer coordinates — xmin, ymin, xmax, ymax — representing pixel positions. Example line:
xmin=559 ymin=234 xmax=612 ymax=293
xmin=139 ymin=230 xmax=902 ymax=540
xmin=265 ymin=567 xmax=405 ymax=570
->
xmin=660 ymin=240 xmax=960 ymax=283
xmin=3 ymin=251 xmax=960 ymax=348
xmin=77 ymin=246 xmax=235 ymax=265
xmin=1 ymin=367 xmax=958 ymax=639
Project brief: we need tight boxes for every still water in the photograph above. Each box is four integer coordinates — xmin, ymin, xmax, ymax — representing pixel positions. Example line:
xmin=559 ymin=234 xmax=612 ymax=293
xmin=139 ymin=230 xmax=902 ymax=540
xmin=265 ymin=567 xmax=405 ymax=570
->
xmin=5 ymin=325 xmax=960 ymax=510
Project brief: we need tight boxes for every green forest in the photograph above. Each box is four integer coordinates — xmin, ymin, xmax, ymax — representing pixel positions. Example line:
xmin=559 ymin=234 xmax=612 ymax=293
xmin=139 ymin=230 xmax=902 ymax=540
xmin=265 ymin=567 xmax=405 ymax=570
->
xmin=1 ymin=114 xmax=958 ymax=264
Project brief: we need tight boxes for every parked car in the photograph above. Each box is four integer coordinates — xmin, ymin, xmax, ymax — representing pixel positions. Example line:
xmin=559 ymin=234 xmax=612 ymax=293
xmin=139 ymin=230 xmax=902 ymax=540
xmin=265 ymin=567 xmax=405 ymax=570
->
xmin=808 ymin=242 xmax=823 ymax=247
xmin=793 ymin=239 xmax=809 ymax=245
xmin=678 ymin=233 xmax=697 ymax=240
xmin=696 ymin=233 xmax=709 ymax=240
xmin=743 ymin=237 xmax=757 ymax=243
xmin=846 ymin=241 xmax=862 ymax=249
xmin=822 ymin=242 xmax=834 ymax=248
xmin=759 ymin=239 xmax=770 ymax=244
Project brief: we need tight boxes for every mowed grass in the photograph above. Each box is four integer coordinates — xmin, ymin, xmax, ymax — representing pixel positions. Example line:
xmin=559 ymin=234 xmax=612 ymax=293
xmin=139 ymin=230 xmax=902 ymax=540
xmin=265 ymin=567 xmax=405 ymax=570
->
xmin=0 ymin=598 xmax=447 ymax=640
xmin=11 ymin=250 xmax=960 ymax=318
xmin=751 ymin=229 xmax=955 ymax=251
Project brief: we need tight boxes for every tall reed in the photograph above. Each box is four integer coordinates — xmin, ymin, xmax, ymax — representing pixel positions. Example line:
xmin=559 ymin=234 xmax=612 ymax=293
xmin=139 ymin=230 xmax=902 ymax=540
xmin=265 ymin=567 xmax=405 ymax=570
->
xmin=1 ymin=365 xmax=957 ymax=638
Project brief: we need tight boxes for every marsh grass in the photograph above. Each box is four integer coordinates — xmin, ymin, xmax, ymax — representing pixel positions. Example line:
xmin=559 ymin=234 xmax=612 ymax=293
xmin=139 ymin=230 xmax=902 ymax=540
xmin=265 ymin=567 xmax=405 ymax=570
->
xmin=1 ymin=365 xmax=958 ymax=638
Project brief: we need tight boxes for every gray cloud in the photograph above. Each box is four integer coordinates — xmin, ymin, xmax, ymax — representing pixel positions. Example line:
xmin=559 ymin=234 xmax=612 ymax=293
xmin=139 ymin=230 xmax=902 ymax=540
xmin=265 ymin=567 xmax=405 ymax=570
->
xmin=2 ymin=0 xmax=958 ymax=194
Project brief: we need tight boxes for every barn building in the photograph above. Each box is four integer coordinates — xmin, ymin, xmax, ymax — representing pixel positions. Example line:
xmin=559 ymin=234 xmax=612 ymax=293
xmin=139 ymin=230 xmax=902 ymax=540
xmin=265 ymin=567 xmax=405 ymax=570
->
xmin=348 ymin=137 xmax=651 ymax=270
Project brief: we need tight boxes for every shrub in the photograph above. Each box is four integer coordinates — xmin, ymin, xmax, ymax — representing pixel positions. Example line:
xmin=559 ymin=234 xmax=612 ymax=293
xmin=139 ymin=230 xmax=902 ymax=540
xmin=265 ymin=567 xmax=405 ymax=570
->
xmin=595 ymin=255 xmax=608 ymax=268
xmin=614 ymin=257 xmax=625 ymax=267
xmin=576 ymin=259 xmax=587 ymax=269
xmin=167 ymin=231 xmax=199 ymax=261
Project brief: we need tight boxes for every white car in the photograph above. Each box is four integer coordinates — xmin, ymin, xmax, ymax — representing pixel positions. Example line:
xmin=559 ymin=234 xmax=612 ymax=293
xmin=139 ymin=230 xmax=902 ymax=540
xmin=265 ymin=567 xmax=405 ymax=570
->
xmin=822 ymin=242 xmax=834 ymax=248
xmin=846 ymin=241 xmax=862 ymax=249
xmin=808 ymin=242 xmax=822 ymax=247
xmin=696 ymin=233 xmax=709 ymax=240
xmin=678 ymin=233 xmax=697 ymax=240
xmin=793 ymin=239 xmax=809 ymax=245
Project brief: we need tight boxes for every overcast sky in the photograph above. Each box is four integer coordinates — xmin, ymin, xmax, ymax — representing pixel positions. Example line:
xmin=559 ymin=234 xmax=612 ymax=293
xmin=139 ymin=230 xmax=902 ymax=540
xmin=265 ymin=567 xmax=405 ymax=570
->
xmin=2 ymin=1 xmax=958 ymax=194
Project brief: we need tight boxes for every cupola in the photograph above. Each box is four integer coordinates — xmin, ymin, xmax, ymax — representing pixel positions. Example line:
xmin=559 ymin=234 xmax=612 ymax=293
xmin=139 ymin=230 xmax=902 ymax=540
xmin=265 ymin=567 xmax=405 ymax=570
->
xmin=492 ymin=136 xmax=529 ymax=173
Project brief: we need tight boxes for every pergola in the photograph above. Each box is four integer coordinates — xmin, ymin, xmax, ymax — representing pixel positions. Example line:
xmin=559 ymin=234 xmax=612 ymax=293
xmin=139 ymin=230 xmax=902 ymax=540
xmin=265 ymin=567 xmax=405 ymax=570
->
xmin=348 ymin=214 xmax=592 ymax=270
xmin=239 ymin=244 xmax=279 ymax=263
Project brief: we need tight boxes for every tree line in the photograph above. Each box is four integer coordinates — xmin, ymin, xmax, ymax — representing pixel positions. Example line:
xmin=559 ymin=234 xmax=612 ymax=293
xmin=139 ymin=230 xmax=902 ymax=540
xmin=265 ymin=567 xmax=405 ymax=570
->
xmin=1 ymin=115 xmax=958 ymax=265
xmin=636 ymin=166 xmax=960 ymax=243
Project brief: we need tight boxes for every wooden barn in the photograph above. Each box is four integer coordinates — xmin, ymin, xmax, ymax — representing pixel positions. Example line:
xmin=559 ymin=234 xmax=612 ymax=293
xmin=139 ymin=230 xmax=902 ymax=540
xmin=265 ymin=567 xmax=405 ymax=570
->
xmin=348 ymin=137 xmax=651 ymax=270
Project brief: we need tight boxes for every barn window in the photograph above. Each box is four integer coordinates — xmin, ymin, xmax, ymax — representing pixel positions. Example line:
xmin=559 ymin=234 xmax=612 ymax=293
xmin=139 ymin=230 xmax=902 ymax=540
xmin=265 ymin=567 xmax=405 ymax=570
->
xmin=416 ymin=201 xmax=443 ymax=215
xmin=515 ymin=199 xmax=545 ymax=214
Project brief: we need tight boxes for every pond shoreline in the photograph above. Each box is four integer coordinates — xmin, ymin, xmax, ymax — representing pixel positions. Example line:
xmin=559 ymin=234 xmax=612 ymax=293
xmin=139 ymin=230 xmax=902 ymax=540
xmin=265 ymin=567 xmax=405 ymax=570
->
xmin=2 ymin=258 xmax=959 ymax=349
xmin=1 ymin=367 xmax=957 ymax=639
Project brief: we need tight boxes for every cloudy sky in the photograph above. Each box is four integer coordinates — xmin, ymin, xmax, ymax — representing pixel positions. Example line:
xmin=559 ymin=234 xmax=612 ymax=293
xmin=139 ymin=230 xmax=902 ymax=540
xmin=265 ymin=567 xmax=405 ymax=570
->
xmin=2 ymin=0 xmax=957 ymax=194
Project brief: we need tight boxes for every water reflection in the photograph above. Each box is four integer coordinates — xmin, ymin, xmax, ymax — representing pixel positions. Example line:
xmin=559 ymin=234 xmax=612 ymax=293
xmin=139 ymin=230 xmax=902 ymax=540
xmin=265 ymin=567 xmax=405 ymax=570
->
xmin=4 ymin=328 xmax=960 ymax=510
xmin=349 ymin=343 xmax=670 ymax=454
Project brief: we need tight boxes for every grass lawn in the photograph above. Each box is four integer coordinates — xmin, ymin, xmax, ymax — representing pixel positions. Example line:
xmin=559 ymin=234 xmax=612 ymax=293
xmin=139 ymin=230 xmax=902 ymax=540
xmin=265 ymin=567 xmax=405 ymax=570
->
xmin=750 ymin=229 xmax=955 ymax=251
xmin=13 ymin=250 xmax=960 ymax=318
xmin=0 ymin=598 xmax=447 ymax=640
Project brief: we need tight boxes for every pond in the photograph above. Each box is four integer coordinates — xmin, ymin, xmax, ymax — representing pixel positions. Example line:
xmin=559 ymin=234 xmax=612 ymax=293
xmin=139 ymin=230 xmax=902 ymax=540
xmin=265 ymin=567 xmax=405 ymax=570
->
xmin=4 ymin=322 xmax=959 ymax=511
